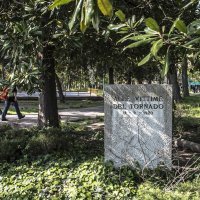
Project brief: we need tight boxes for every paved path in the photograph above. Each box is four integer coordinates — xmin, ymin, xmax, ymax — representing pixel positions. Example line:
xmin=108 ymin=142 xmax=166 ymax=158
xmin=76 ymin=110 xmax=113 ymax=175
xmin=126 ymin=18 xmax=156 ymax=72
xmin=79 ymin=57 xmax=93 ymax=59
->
xmin=0 ymin=106 xmax=104 ymax=128
xmin=17 ymin=91 xmax=97 ymax=98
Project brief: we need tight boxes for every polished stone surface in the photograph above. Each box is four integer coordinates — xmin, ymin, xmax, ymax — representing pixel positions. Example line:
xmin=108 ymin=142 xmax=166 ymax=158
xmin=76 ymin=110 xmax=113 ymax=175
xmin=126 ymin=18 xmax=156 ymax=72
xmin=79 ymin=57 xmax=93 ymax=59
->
xmin=104 ymin=85 xmax=172 ymax=169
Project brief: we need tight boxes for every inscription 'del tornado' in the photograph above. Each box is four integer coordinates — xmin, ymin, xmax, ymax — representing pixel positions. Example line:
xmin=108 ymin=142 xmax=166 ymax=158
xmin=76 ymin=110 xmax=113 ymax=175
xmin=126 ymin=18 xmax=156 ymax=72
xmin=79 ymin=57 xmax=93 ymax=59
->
xmin=104 ymin=85 xmax=172 ymax=169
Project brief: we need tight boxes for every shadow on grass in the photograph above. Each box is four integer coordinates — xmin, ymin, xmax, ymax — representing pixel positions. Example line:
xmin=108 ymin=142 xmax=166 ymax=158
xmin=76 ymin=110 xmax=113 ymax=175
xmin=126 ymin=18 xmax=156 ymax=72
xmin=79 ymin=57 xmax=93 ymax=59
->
xmin=0 ymin=125 xmax=106 ymax=199
xmin=0 ymin=124 xmax=104 ymax=163
xmin=175 ymin=94 xmax=200 ymax=142
xmin=0 ymin=124 xmax=200 ymax=199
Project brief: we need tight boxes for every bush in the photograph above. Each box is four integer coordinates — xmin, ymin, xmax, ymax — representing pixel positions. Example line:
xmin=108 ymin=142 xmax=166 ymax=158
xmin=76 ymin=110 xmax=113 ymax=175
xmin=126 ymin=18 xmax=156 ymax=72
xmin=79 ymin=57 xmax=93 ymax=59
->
xmin=0 ymin=124 xmax=103 ymax=162
xmin=25 ymin=128 xmax=70 ymax=156
xmin=0 ymin=128 xmax=30 ymax=161
xmin=0 ymin=126 xmax=74 ymax=161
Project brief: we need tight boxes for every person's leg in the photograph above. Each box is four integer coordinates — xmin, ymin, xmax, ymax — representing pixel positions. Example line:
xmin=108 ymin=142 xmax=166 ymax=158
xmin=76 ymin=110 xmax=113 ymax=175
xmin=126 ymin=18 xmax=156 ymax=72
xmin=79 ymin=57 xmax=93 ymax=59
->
xmin=2 ymin=100 xmax=11 ymax=120
xmin=0 ymin=100 xmax=2 ymax=114
xmin=12 ymin=101 xmax=25 ymax=119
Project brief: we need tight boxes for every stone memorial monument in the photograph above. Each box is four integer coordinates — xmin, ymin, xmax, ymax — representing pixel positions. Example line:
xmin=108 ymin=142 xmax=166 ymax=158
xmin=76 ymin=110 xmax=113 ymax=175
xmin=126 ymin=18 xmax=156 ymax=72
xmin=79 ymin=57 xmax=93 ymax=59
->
xmin=104 ymin=84 xmax=172 ymax=169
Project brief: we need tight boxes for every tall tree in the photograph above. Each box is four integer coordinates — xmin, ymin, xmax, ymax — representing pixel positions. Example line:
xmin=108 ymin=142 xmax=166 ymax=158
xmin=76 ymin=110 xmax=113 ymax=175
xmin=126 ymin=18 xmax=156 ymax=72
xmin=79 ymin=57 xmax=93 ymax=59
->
xmin=182 ymin=54 xmax=190 ymax=97
xmin=0 ymin=0 xmax=78 ymax=127
xmin=55 ymin=73 xmax=65 ymax=103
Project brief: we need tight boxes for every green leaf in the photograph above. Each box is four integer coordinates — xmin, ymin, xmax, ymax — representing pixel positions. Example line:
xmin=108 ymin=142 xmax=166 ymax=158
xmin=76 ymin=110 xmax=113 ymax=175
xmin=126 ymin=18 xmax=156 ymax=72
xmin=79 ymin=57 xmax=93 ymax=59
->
xmin=187 ymin=20 xmax=200 ymax=35
xmin=97 ymin=0 xmax=113 ymax=17
xmin=115 ymin=10 xmax=126 ymax=22
xmin=162 ymin=47 xmax=170 ymax=77
xmin=52 ymin=33 xmax=63 ymax=38
xmin=150 ymin=39 xmax=163 ymax=56
xmin=169 ymin=18 xmax=179 ymax=36
xmin=85 ymin=0 xmax=94 ymax=26
xmin=184 ymin=37 xmax=200 ymax=46
xmin=33 ymin=31 xmax=42 ymax=36
xmin=138 ymin=53 xmax=152 ymax=66
xmin=132 ymin=16 xmax=144 ymax=29
xmin=49 ymin=0 xmax=74 ymax=10
xmin=2 ymin=41 xmax=11 ymax=50
xmin=108 ymin=24 xmax=126 ymax=31
xmin=69 ymin=0 xmax=83 ymax=31
xmin=144 ymin=27 xmax=160 ymax=35
xmin=117 ymin=33 xmax=135 ymax=43
xmin=123 ymin=38 xmax=155 ymax=50
xmin=92 ymin=9 xmax=100 ymax=32
xmin=80 ymin=2 xmax=87 ymax=33
xmin=193 ymin=51 xmax=200 ymax=60
xmin=80 ymin=20 xmax=87 ymax=33
xmin=181 ymin=0 xmax=198 ymax=11
xmin=122 ymin=34 xmax=155 ymax=42
xmin=175 ymin=19 xmax=187 ymax=34
xmin=145 ymin=18 xmax=160 ymax=32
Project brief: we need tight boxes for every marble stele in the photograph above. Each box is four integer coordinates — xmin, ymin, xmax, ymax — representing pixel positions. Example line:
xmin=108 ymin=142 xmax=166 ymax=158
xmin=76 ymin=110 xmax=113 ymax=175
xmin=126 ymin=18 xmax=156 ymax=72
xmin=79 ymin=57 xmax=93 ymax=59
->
xmin=104 ymin=84 xmax=172 ymax=169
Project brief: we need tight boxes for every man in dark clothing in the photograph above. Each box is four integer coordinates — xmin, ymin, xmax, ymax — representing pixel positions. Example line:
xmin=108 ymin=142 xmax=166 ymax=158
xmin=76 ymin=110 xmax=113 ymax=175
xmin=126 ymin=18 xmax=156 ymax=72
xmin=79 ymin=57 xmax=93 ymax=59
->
xmin=1 ymin=86 xmax=25 ymax=121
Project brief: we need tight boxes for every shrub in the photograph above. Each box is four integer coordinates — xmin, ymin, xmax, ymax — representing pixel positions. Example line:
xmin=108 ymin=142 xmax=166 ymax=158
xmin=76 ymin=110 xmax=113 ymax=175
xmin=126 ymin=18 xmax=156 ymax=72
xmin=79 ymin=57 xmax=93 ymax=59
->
xmin=24 ymin=129 xmax=70 ymax=156
xmin=0 ymin=129 xmax=30 ymax=161
xmin=0 ymin=126 xmax=73 ymax=161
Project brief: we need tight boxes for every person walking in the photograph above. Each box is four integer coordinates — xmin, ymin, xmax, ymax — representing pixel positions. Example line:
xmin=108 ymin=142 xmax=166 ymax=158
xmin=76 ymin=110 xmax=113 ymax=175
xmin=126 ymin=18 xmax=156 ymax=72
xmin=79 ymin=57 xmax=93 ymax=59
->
xmin=1 ymin=85 xmax=25 ymax=121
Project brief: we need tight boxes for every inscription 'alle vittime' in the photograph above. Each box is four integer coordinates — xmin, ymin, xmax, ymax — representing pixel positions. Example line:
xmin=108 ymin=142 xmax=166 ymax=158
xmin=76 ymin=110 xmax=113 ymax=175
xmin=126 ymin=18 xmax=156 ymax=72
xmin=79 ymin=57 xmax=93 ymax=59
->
xmin=113 ymin=96 xmax=164 ymax=111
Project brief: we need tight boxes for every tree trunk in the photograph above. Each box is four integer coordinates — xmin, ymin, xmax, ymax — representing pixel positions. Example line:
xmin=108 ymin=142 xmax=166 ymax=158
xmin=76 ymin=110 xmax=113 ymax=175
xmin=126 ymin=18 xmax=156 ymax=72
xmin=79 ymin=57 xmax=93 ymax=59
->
xmin=126 ymin=68 xmax=132 ymax=84
xmin=182 ymin=56 xmax=189 ymax=97
xmin=38 ymin=44 xmax=59 ymax=127
xmin=38 ymin=11 xmax=59 ymax=128
xmin=109 ymin=67 xmax=114 ymax=84
xmin=127 ymin=75 xmax=132 ymax=84
xmin=168 ymin=67 xmax=182 ymax=102
xmin=55 ymin=73 xmax=65 ymax=103
xmin=176 ymin=138 xmax=200 ymax=153
xmin=168 ymin=52 xmax=182 ymax=102
xmin=38 ymin=93 xmax=45 ymax=127
xmin=148 ymin=79 xmax=152 ymax=84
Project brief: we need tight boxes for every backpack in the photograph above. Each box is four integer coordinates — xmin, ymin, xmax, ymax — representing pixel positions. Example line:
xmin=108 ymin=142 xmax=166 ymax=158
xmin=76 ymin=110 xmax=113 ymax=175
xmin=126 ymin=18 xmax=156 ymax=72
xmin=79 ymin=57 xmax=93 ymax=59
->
xmin=0 ymin=87 xmax=8 ymax=100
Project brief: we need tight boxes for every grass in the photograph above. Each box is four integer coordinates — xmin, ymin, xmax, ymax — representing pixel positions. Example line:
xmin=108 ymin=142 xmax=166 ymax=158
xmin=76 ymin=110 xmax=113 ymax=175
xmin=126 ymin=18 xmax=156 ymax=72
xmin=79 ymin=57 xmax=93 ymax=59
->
xmin=175 ymin=93 xmax=200 ymax=143
xmin=0 ymin=94 xmax=199 ymax=199
xmin=0 ymin=100 xmax=103 ymax=115
xmin=1 ymin=154 xmax=199 ymax=199
xmin=177 ymin=94 xmax=200 ymax=127
xmin=58 ymin=100 xmax=103 ymax=109
xmin=64 ymin=116 xmax=104 ymax=131
xmin=0 ymin=125 xmax=199 ymax=199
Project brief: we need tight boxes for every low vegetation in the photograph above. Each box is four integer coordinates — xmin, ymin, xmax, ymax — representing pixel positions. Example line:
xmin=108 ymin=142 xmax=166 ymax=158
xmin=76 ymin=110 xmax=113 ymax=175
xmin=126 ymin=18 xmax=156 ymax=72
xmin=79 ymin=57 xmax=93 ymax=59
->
xmin=175 ymin=94 xmax=200 ymax=143
xmin=0 ymin=121 xmax=199 ymax=199
xmin=0 ymin=95 xmax=199 ymax=199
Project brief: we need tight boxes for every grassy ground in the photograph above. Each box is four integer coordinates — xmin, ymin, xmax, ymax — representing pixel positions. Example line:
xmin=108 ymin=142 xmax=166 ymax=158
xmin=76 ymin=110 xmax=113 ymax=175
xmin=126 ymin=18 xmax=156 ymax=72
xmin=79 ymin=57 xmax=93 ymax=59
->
xmin=175 ymin=94 xmax=200 ymax=143
xmin=0 ymin=100 xmax=103 ymax=115
xmin=0 ymin=94 xmax=199 ymax=199
xmin=176 ymin=94 xmax=200 ymax=127
xmin=0 ymin=125 xmax=199 ymax=199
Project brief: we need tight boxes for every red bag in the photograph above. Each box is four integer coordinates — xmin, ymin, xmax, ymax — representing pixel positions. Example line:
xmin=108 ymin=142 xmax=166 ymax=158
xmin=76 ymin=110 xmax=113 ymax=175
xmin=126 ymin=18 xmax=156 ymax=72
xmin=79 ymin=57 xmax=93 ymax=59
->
xmin=0 ymin=87 xmax=8 ymax=100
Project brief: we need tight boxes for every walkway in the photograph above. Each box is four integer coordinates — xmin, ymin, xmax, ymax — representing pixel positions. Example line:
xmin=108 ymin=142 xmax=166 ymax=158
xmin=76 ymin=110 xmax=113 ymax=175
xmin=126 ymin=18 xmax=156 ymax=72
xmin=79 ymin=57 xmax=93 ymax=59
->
xmin=17 ymin=91 xmax=97 ymax=98
xmin=0 ymin=106 xmax=104 ymax=129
